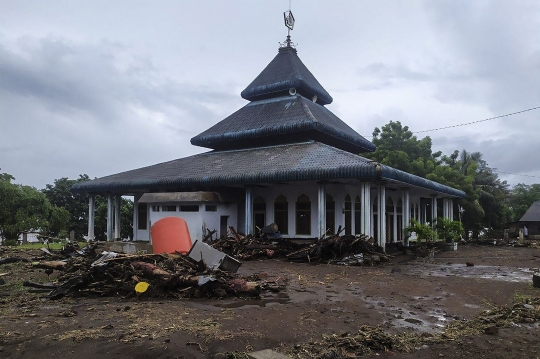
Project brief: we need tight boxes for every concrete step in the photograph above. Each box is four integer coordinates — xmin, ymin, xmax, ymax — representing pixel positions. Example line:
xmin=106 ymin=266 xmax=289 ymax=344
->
xmin=248 ymin=349 xmax=291 ymax=359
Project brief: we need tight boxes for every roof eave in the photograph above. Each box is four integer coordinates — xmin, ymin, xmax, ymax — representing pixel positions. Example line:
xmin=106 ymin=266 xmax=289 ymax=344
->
xmin=380 ymin=165 xmax=466 ymax=198
xmin=71 ymin=165 xmax=380 ymax=194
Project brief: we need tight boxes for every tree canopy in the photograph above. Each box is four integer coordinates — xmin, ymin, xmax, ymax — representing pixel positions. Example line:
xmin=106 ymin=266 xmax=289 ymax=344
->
xmin=1 ymin=170 xmax=133 ymax=244
xmin=0 ymin=170 xmax=69 ymax=242
xmin=366 ymin=121 xmax=441 ymax=178
xmin=43 ymin=175 xmax=91 ymax=240
xmin=43 ymin=175 xmax=133 ymax=241
xmin=364 ymin=121 xmax=515 ymax=239
xmin=507 ymin=184 xmax=540 ymax=221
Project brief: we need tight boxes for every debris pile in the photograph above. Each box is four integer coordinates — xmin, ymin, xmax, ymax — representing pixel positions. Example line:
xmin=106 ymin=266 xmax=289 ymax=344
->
xmin=285 ymin=233 xmax=390 ymax=264
xmin=7 ymin=242 xmax=285 ymax=300
xmin=208 ymin=227 xmax=389 ymax=265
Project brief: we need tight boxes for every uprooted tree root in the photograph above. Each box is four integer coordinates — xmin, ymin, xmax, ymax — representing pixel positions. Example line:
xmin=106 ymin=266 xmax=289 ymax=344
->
xmin=287 ymin=298 xmax=540 ymax=358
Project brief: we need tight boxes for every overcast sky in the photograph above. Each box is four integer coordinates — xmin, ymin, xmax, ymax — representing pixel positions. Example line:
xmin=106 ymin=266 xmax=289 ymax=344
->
xmin=1 ymin=0 xmax=540 ymax=189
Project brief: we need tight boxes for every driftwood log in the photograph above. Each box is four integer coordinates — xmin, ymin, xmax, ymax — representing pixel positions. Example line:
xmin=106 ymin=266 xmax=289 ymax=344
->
xmin=131 ymin=261 xmax=171 ymax=278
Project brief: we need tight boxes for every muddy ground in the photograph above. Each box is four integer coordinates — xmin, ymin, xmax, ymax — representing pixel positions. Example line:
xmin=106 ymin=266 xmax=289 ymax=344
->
xmin=1 ymin=244 xmax=540 ymax=358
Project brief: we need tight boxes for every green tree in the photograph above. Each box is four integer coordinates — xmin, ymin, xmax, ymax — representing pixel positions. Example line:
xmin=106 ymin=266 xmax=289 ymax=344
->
xmin=43 ymin=175 xmax=134 ymax=241
xmin=457 ymin=151 xmax=510 ymax=237
xmin=365 ymin=121 xmax=441 ymax=178
xmin=94 ymin=196 xmax=134 ymax=241
xmin=0 ymin=170 xmax=69 ymax=242
xmin=43 ymin=175 xmax=91 ymax=240
xmin=365 ymin=122 xmax=511 ymax=240
xmin=508 ymin=184 xmax=540 ymax=221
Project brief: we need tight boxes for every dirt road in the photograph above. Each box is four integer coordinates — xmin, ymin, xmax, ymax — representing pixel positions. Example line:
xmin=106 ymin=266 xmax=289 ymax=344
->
xmin=1 ymin=244 xmax=539 ymax=358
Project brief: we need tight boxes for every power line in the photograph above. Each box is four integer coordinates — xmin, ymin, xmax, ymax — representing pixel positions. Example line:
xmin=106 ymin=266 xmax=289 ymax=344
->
xmin=414 ymin=106 xmax=540 ymax=134
xmin=363 ymin=106 xmax=540 ymax=137
xmin=494 ymin=171 xmax=540 ymax=179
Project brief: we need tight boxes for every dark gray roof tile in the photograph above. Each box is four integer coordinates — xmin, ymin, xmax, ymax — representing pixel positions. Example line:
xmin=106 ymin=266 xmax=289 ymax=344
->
xmin=520 ymin=201 xmax=540 ymax=222
xmin=191 ymin=95 xmax=375 ymax=153
xmin=72 ymin=141 xmax=465 ymax=198
xmin=240 ymin=46 xmax=333 ymax=105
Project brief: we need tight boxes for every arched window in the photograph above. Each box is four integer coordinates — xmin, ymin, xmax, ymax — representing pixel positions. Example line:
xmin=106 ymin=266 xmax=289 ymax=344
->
xmin=354 ymin=195 xmax=361 ymax=235
xmin=274 ymin=195 xmax=288 ymax=235
xmin=344 ymin=194 xmax=352 ymax=235
xmin=253 ymin=196 xmax=266 ymax=236
xmin=386 ymin=197 xmax=394 ymax=212
xmin=296 ymin=194 xmax=311 ymax=235
xmin=326 ymin=194 xmax=335 ymax=235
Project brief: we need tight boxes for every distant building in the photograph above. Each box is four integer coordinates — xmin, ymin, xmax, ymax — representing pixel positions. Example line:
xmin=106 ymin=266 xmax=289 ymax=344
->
xmin=73 ymin=26 xmax=465 ymax=249
xmin=515 ymin=201 xmax=540 ymax=239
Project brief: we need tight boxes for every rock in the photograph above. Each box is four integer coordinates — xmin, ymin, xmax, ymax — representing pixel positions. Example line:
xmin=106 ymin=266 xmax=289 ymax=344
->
xmin=466 ymin=262 xmax=474 ymax=267
xmin=262 ymin=223 xmax=279 ymax=233
xmin=484 ymin=326 xmax=498 ymax=335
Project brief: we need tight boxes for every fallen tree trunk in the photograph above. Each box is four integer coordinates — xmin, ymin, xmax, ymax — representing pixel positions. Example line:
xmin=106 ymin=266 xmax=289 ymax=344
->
xmin=131 ymin=261 xmax=171 ymax=278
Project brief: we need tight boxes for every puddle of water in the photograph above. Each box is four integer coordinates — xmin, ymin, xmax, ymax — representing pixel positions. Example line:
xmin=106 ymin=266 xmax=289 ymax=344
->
xmin=213 ymin=293 xmax=290 ymax=309
xmin=214 ymin=298 xmax=290 ymax=309
xmin=363 ymin=296 xmax=454 ymax=332
xmin=293 ymin=289 xmax=316 ymax=294
xmin=406 ymin=264 xmax=535 ymax=283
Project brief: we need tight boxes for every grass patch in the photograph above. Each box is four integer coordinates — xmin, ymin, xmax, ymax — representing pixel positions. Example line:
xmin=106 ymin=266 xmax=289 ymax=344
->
xmin=7 ymin=242 xmax=67 ymax=250
xmin=514 ymin=293 xmax=536 ymax=304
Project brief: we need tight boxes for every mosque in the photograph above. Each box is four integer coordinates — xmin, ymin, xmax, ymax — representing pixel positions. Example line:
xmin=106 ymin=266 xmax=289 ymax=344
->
xmin=73 ymin=11 xmax=465 ymax=248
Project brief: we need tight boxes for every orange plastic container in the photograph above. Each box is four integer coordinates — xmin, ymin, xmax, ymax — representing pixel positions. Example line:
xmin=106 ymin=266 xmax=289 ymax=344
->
xmin=151 ymin=217 xmax=193 ymax=254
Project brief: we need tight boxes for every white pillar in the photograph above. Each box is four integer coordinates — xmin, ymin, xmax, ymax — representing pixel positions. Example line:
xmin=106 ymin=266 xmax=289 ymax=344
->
xmin=449 ymin=199 xmax=454 ymax=221
xmin=442 ymin=198 xmax=449 ymax=219
xmin=114 ymin=195 xmax=121 ymax=240
xmin=350 ymin=196 xmax=356 ymax=235
xmin=393 ymin=199 xmax=398 ymax=243
xmin=245 ymin=187 xmax=253 ymax=235
xmin=377 ymin=185 xmax=386 ymax=249
xmin=361 ymin=183 xmax=371 ymax=237
xmin=431 ymin=195 xmax=438 ymax=228
xmin=107 ymin=195 xmax=114 ymax=242
xmin=88 ymin=194 xmax=95 ymax=241
xmin=133 ymin=194 xmax=140 ymax=241
xmin=318 ymin=183 xmax=326 ymax=238
xmin=402 ymin=189 xmax=410 ymax=246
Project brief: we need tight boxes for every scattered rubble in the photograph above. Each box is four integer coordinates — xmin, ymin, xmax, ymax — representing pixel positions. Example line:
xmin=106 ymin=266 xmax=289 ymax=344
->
xmin=1 ymin=241 xmax=286 ymax=300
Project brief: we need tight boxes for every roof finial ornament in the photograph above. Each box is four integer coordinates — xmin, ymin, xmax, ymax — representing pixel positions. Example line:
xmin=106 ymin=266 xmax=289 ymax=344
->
xmin=280 ymin=1 xmax=296 ymax=49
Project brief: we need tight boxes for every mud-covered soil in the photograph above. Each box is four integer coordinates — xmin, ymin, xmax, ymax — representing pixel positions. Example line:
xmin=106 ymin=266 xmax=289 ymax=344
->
xmin=1 ymin=244 xmax=540 ymax=358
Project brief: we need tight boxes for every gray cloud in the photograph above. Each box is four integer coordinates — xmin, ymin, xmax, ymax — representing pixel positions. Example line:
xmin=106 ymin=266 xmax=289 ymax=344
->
xmin=1 ymin=1 xmax=540 ymax=188
xmin=0 ymin=35 xmax=243 ymax=188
